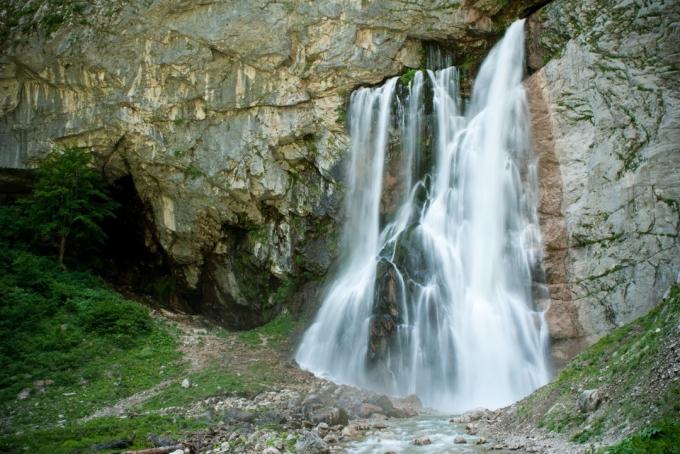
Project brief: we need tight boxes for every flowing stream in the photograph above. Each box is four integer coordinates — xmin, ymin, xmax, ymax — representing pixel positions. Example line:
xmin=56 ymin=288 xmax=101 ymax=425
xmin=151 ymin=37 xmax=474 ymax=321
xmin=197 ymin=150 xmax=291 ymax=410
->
xmin=296 ymin=20 xmax=551 ymax=413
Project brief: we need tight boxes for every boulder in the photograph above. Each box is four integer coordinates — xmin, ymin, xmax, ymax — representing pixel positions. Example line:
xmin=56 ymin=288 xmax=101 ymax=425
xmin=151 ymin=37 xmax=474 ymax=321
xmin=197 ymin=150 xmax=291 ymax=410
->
xmin=578 ymin=389 xmax=602 ymax=413
xmin=294 ymin=431 xmax=330 ymax=454
xmin=414 ymin=437 xmax=431 ymax=446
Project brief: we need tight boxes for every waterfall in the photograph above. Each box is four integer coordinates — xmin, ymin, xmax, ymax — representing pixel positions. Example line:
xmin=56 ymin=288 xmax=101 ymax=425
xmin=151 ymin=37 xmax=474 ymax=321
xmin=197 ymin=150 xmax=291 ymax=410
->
xmin=296 ymin=20 xmax=551 ymax=413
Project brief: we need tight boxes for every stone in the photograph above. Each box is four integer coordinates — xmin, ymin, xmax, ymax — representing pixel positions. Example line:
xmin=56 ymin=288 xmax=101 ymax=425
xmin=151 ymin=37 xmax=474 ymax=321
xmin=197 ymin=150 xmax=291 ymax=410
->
xmin=181 ymin=378 xmax=191 ymax=389
xmin=465 ymin=423 xmax=478 ymax=435
xmin=308 ymin=407 xmax=348 ymax=426
xmin=294 ymin=431 xmax=330 ymax=454
xmin=323 ymin=433 xmax=338 ymax=443
xmin=390 ymin=394 xmax=422 ymax=416
xmin=341 ymin=425 xmax=360 ymax=438
xmin=358 ymin=403 xmax=383 ymax=418
xmin=368 ymin=395 xmax=405 ymax=418
xmin=475 ymin=437 xmax=487 ymax=444
xmin=262 ymin=448 xmax=281 ymax=454
xmin=223 ymin=408 xmax=256 ymax=424
xmin=454 ymin=435 xmax=467 ymax=444
xmin=316 ymin=422 xmax=329 ymax=437
xmin=17 ymin=388 xmax=30 ymax=400
xmin=578 ymin=389 xmax=602 ymax=413
xmin=414 ymin=437 xmax=431 ymax=446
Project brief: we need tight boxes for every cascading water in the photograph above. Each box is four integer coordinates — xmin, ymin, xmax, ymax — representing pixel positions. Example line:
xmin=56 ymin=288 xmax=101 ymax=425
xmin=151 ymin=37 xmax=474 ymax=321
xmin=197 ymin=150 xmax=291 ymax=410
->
xmin=296 ymin=20 xmax=551 ymax=413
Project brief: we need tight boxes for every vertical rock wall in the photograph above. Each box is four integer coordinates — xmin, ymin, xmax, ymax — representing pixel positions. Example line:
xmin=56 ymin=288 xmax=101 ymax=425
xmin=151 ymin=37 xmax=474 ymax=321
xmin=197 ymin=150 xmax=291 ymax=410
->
xmin=0 ymin=0 xmax=544 ymax=327
xmin=526 ymin=0 xmax=680 ymax=364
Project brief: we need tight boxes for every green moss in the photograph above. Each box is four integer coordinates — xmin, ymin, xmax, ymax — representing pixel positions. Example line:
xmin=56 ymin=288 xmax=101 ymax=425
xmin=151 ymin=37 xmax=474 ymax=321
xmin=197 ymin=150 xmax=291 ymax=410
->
xmin=303 ymin=134 xmax=319 ymax=155
xmin=335 ymin=90 xmax=348 ymax=126
xmin=185 ymin=164 xmax=205 ymax=180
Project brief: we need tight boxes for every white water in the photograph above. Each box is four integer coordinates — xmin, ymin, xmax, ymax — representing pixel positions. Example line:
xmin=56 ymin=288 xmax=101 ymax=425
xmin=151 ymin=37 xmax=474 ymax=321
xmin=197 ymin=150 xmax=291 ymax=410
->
xmin=296 ymin=21 xmax=551 ymax=413
xmin=341 ymin=417 xmax=481 ymax=453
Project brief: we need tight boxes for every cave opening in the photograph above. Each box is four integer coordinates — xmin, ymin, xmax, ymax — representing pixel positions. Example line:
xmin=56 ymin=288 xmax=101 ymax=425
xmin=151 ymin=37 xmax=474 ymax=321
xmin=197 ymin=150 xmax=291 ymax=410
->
xmin=95 ymin=174 xmax=177 ymax=307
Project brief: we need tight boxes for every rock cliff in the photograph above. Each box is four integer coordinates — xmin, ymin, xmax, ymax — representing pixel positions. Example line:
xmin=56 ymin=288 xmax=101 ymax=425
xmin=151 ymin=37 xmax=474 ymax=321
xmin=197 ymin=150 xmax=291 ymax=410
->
xmin=525 ymin=0 xmax=680 ymax=364
xmin=1 ymin=0 xmax=677 ymax=351
xmin=0 ymin=0 xmax=542 ymax=327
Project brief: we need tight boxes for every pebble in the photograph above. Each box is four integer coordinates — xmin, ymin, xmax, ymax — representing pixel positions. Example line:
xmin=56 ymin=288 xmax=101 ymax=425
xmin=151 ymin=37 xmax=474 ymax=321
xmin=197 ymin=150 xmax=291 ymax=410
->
xmin=181 ymin=378 xmax=191 ymax=389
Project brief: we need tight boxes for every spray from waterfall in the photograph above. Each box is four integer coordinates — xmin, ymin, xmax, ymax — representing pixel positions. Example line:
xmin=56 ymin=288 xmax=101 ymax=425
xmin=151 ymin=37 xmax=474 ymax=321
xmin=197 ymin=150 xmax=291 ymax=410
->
xmin=296 ymin=20 xmax=551 ymax=413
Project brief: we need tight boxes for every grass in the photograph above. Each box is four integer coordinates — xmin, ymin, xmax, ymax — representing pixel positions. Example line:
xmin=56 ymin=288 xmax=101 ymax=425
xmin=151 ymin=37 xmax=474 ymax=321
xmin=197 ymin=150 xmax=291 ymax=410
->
xmin=595 ymin=417 xmax=680 ymax=454
xmin=2 ymin=415 xmax=206 ymax=454
xmin=516 ymin=285 xmax=680 ymax=446
xmin=238 ymin=311 xmax=297 ymax=349
xmin=0 ymin=240 xmax=198 ymax=451
xmin=140 ymin=365 xmax=269 ymax=411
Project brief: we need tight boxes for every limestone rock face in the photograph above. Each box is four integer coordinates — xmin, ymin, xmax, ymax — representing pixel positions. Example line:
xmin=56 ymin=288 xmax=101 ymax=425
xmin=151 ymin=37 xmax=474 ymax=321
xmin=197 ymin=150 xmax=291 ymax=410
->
xmin=526 ymin=0 xmax=680 ymax=362
xmin=0 ymin=0 xmax=540 ymax=327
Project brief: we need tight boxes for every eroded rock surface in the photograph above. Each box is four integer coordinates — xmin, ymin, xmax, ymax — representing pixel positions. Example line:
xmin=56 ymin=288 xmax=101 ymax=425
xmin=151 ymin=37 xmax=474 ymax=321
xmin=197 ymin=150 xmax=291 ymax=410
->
xmin=0 ymin=0 xmax=542 ymax=326
xmin=526 ymin=0 xmax=680 ymax=360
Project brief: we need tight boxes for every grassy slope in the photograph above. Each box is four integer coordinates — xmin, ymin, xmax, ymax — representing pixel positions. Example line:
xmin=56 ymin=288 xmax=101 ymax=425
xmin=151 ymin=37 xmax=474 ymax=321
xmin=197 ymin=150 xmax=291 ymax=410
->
xmin=0 ymin=242 xmax=296 ymax=453
xmin=513 ymin=286 xmax=680 ymax=453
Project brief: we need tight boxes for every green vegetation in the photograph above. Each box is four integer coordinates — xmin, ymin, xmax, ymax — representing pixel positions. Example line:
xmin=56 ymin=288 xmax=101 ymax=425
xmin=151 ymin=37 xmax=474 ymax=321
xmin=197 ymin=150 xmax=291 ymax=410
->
xmin=515 ymin=285 xmax=680 ymax=448
xmin=335 ymin=90 xmax=348 ymax=126
xmin=140 ymin=365 xmax=269 ymax=411
xmin=400 ymin=68 xmax=418 ymax=86
xmin=238 ymin=311 xmax=297 ymax=349
xmin=0 ymin=240 xmax=189 ymax=452
xmin=22 ymin=147 xmax=117 ymax=267
xmin=1 ymin=0 xmax=91 ymax=41
xmin=0 ymin=235 xmax=291 ymax=452
xmin=595 ymin=417 xmax=680 ymax=454
xmin=4 ymin=415 xmax=204 ymax=453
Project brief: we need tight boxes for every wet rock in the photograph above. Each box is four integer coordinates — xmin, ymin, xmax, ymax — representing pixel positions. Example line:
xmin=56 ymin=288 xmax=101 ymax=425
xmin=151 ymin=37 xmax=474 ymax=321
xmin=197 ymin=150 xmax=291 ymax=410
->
xmin=414 ymin=437 xmax=431 ymax=445
xmin=454 ymin=435 xmax=467 ymax=444
xmin=358 ymin=403 xmax=383 ymax=418
xmin=369 ymin=395 xmax=405 ymax=418
xmin=578 ymin=389 xmax=602 ymax=413
xmin=475 ymin=437 xmax=487 ymax=444
xmin=295 ymin=431 xmax=330 ymax=454
xmin=341 ymin=425 xmax=361 ymax=438
xmin=390 ymin=394 xmax=422 ymax=416
xmin=465 ymin=423 xmax=478 ymax=435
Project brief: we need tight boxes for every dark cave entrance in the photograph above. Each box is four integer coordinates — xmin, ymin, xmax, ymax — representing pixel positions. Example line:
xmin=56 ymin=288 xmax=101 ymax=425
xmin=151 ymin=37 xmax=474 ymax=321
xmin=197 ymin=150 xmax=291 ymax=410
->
xmin=96 ymin=174 xmax=177 ymax=307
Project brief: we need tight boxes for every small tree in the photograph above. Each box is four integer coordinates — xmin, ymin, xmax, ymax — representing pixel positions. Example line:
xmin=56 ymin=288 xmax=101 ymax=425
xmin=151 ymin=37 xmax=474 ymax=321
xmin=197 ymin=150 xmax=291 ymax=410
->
xmin=23 ymin=147 xmax=118 ymax=268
